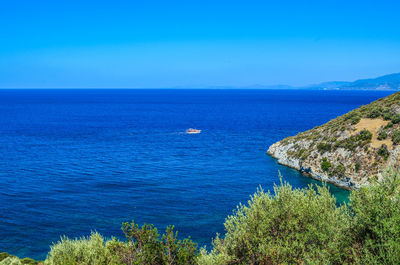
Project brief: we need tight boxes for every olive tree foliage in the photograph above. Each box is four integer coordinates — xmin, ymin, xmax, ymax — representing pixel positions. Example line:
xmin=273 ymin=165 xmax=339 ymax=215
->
xmin=44 ymin=224 xmax=198 ymax=265
xmin=107 ymin=222 xmax=197 ymax=265
xmin=0 ymin=257 xmax=23 ymax=265
xmin=350 ymin=169 xmax=400 ymax=264
xmin=44 ymin=232 xmax=114 ymax=265
xmin=199 ymin=170 xmax=400 ymax=265
xmin=198 ymin=179 xmax=353 ymax=265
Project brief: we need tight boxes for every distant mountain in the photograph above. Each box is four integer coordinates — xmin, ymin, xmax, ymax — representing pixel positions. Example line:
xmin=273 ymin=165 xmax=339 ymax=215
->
xmin=173 ymin=73 xmax=400 ymax=90
xmin=340 ymin=73 xmax=400 ymax=90
xmin=305 ymin=73 xmax=400 ymax=90
xmin=244 ymin=73 xmax=400 ymax=90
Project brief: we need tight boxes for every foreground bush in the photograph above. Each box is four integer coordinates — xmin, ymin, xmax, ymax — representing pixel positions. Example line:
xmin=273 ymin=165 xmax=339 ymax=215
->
xmin=198 ymin=180 xmax=353 ymax=264
xmin=0 ymin=253 xmax=38 ymax=265
xmin=350 ymin=169 xmax=400 ymax=264
xmin=44 ymin=224 xmax=197 ymax=265
xmin=108 ymin=222 xmax=197 ymax=265
xmin=44 ymin=232 xmax=112 ymax=265
xmin=199 ymin=170 xmax=400 ymax=264
xmin=0 ymin=257 xmax=22 ymax=265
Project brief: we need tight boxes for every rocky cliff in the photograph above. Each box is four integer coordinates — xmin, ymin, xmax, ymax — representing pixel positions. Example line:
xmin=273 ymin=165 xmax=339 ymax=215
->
xmin=268 ymin=92 xmax=400 ymax=189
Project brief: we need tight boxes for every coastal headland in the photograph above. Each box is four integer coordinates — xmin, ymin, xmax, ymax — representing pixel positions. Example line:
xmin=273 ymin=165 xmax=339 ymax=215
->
xmin=268 ymin=91 xmax=400 ymax=189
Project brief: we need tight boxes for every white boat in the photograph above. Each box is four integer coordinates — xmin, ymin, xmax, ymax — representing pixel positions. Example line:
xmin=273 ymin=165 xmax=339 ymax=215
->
xmin=186 ymin=128 xmax=201 ymax=134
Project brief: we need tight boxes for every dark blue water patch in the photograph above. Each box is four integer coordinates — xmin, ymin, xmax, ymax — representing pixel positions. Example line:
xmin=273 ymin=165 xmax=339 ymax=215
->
xmin=0 ymin=89 xmax=394 ymax=260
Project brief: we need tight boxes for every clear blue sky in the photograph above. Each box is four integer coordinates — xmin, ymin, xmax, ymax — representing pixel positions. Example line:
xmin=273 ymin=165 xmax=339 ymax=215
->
xmin=1 ymin=0 xmax=400 ymax=88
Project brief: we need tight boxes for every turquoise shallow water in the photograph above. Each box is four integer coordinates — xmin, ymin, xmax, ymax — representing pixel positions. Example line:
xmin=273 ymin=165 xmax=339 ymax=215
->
xmin=0 ymin=89 xmax=393 ymax=259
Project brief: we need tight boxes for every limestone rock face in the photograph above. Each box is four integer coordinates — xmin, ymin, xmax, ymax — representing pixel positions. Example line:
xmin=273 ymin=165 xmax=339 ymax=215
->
xmin=268 ymin=92 xmax=400 ymax=189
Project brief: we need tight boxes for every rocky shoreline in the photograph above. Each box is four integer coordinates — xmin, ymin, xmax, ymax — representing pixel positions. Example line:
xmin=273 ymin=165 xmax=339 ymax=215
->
xmin=267 ymin=142 xmax=357 ymax=190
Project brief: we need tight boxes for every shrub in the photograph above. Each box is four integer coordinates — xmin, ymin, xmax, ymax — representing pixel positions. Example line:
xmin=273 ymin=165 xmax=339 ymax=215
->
xmin=288 ymin=148 xmax=308 ymax=160
xmin=382 ymin=110 xmax=394 ymax=121
xmin=19 ymin=259 xmax=36 ymax=265
xmin=345 ymin=113 xmax=361 ymax=125
xmin=0 ymin=254 xmax=13 ymax=262
xmin=0 ymin=254 xmax=37 ymax=265
xmin=384 ymin=121 xmax=394 ymax=129
xmin=300 ymin=149 xmax=310 ymax=160
xmin=392 ymin=114 xmax=400 ymax=124
xmin=392 ymin=130 xmax=400 ymax=145
xmin=350 ymin=115 xmax=361 ymax=125
xmin=377 ymin=144 xmax=390 ymax=160
xmin=0 ymin=257 xmax=22 ymax=265
xmin=199 ymin=169 xmax=400 ymax=264
xmin=335 ymin=136 xmax=359 ymax=151
xmin=44 ymin=226 xmax=198 ymax=265
xmin=198 ymin=180 xmax=352 ymax=264
xmin=350 ymin=169 xmax=400 ymax=264
xmin=333 ymin=164 xmax=346 ymax=177
xmin=116 ymin=222 xmax=198 ymax=265
xmin=44 ymin=232 xmax=113 ymax=265
xmin=354 ymin=163 xmax=361 ymax=172
xmin=297 ymin=148 xmax=306 ymax=156
xmin=358 ymin=129 xmax=372 ymax=141
xmin=321 ymin=157 xmax=332 ymax=172
xmin=377 ymin=130 xmax=388 ymax=140
xmin=336 ymin=130 xmax=372 ymax=151
xmin=367 ymin=107 xmax=381 ymax=118
xmin=317 ymin=142 xmax=332 ymax=154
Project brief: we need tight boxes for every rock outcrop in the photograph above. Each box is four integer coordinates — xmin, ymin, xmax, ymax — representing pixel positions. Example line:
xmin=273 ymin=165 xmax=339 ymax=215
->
xmin=268 ymin=92 xmax=400 ymax=189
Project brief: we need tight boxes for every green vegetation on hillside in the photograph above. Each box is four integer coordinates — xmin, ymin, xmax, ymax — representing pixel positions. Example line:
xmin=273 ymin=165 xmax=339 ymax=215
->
xmin=392 ymin=130 xmax=400 ymax=145
xmin=321 ymin=157 xmax=332 ymax=172
xmin=5 ymin=170 xmax=400 ymax=264
xmin=276 ymin=92 xmax=400 ymax=184
xmin=339 ymin=92 xmax=400 ymax=140
xmin=288 ymin=92 xmax=400 ymax=147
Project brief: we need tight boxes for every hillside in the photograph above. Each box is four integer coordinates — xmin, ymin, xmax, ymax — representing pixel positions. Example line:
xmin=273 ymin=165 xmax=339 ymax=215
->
xmin=268 ymin=91 xmax=400 ymax=188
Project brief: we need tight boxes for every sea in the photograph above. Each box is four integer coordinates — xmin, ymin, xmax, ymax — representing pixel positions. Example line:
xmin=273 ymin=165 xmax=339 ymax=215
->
xmin=0 ymin=89 xmax=394 ymax=260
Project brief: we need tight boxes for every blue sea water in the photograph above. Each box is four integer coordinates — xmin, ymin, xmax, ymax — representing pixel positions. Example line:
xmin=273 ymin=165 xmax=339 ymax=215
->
xmin=0 ymin=89 xmax=394 ymax=260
